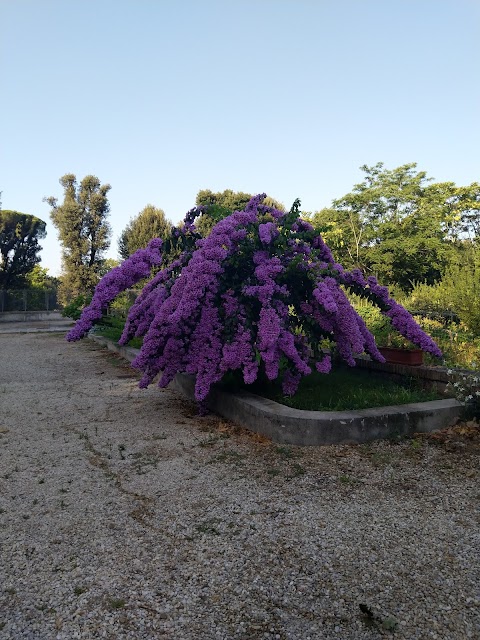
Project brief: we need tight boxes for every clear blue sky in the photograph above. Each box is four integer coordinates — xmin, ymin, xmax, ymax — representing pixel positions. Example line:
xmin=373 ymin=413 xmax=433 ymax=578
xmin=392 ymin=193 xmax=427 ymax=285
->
xmin=1 ymin=0 xmax=479 ymax=276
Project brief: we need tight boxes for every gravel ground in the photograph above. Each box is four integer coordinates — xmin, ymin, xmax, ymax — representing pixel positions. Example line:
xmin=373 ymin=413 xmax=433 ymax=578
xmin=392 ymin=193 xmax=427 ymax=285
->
xmin=0 ymin=331 xmax=479 ymax=639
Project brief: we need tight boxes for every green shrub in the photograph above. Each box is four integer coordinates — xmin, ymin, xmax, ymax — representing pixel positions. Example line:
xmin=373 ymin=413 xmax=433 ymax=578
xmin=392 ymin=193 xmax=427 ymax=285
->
xmin=419 ymin=320 xmax=480 ymax=369
xmin=350 ymin=291 xmax=480 ymax=368
xmin=62 ymin=295 xmax=90 ymax=320
xmin=107 ymin=290 xmax=138 ymax=318
xmin=354 ymin=302 xmax=416 ymax=349
xmin=93 ymin=315 xmax=143 ymax=349
xmin=406 ymin=246 xmax=480 ymax=334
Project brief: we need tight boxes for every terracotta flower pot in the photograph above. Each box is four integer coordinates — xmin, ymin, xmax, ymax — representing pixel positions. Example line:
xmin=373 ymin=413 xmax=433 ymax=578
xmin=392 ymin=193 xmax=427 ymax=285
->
xmin=378 ymin=347 xmax=424 ymax=366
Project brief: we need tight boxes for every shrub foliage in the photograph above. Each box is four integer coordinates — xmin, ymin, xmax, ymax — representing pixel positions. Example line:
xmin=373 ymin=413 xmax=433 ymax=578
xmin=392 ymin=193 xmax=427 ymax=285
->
xmin=67 ymin=196 xmax=442 ymax=409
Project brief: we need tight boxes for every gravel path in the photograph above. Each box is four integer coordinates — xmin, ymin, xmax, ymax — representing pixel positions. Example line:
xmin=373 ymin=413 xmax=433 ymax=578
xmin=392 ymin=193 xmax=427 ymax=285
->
xmin=0 ymin=332 xmax=478 ymax=639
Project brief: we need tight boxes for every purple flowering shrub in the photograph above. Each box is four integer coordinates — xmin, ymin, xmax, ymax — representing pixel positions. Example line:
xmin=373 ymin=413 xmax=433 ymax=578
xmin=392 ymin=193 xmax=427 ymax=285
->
xmin=67 ymin=195 xmax=442 ymax=407
xmin=66 ymin=239 xmax=163 ymax=342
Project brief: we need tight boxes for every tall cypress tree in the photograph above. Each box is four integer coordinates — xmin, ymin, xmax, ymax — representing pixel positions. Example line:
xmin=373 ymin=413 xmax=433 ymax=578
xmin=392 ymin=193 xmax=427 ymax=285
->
xmin=118 ymin=205 xmax=171 ymax=260
xmin=45 ymin=174 xmax=111 ymax=301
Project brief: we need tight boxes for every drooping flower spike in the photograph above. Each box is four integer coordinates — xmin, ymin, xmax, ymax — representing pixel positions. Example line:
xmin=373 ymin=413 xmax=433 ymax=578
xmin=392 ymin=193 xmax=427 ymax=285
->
xmin=66 ymin=239 xmax=163 ymax=342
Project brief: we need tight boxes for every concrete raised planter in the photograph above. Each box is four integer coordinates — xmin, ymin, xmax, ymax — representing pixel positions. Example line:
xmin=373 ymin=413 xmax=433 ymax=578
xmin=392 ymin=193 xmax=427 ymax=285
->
xmin=171 ymin=373 xmax=461 ymax=446
xmin=89 ymin=334 xmax=462 ymax=446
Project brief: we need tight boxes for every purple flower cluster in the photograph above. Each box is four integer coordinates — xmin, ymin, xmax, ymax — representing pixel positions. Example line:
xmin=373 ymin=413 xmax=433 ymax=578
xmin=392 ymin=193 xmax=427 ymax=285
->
xmin=341 ymin=269 xmax=442 ymax=357
xmin=119 ymin=253 xmax=189 ymax=345
xmin=258 ymin=221 xmax=279 ymax=245
xmin=66 ymin=239 xmax=163 ymax=341
xmin=67 ymin=193 xmax=442 ymax=406
xmin=130 ymin=196 xmax=263 ymax=400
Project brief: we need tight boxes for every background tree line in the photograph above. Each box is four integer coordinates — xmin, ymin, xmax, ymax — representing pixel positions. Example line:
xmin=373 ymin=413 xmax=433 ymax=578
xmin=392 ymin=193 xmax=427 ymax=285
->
xmin=2 ymin=166 xmax=478 ymax=335
xmin=305 ymin=163 xmax=479 ymax=334
xmin=0 ymin=186 xmax=48 ymax=289
xmin=307 ymin=162 xmax=479 ymax=292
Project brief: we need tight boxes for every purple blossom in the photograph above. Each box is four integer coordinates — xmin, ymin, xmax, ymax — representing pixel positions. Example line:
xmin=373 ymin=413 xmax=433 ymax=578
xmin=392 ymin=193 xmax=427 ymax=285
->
xmin=282 ymin=369 xmax=302 ymax=396
xmin=259 ymin=221 xmax=279 ymax=245
xmin=340 ymin=268 xmax=442 ymax=358
xmin=315 ymin=354 xmax=332 ymax=374
xmin=119 ymin=253 xmax=188 ymax=345
xmin=313 ymin=278 xmax=338 ymax=313
xmin=66 ymin=238 xmax=163 ymax=342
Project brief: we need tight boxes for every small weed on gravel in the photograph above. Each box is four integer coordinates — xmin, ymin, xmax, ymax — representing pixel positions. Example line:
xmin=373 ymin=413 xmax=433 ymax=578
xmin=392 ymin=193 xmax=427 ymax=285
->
xmin=275 ymin=446 xmax=295 ymax=459
xmin=266 ymin=467 xmax=281 ymax=477
xmin=359 ymin=603 xmax=398 ymax=632
xmin=195 ymin=519 xmax=221 ymax=535
xmin=369 ymin=451 xmax=395 ymax=468
xmin=198 ymin=435 xmax=219 ymax=447
xmin=286 ymin=463 xmax=306 ymax=480
xmin=208 ymin=451 xmax=246 ymax=465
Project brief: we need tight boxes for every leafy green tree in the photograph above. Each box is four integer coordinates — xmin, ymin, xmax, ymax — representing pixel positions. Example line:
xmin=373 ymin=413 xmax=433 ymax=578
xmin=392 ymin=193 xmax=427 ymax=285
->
xmin=196 ymin=189 xmax=253 ymax=211
xmin=25 ymin=264 xmax=58 ymax=290
xmin=309 ymin=163 xmax=456 ymax=291
xmin=118 ymin=205 xmax=171 ymax=260
xmin=442 ymin=183 xmax=480 ymax=241
xmin=436 ymin=243 xmax=480 ymax=332
xmin=98 ymin=258 xmax=120 ymax=277
xmin=0 ymin=210 xmax=47 ymax=289
xmin=263 ymin=196 xmax=285 ymax=211
xmin=45 ymin=174 xmax=111 ymax=302
xmin=309 ymin=206 xmax=366 ymax=270
xmin=366 ymin=212 xmax=451 ymax=291
xmin=407 ymin=242 xmax=480 ymax=334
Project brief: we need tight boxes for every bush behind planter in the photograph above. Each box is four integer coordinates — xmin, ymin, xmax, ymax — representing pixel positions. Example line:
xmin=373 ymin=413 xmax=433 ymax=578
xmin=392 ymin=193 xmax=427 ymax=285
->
xmin=354 ymin=298 xmax=480 ymax=370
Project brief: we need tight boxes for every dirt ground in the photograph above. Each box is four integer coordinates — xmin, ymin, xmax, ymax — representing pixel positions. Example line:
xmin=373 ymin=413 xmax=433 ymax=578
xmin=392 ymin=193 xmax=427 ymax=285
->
xmin=0 ymin=330 xmax=478 ymax=639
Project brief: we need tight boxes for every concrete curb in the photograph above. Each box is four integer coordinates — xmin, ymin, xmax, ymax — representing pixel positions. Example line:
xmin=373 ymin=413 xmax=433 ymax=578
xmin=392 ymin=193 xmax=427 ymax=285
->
xmin=90 ymin=334 xmax=141 ymax=364
xmin=0 ymin=318 xmax=75 ymax=334
xmin=0 ymin=310 xmax=64 ymax=323
xmin=89 ymin=334 xmax=462 ymax=446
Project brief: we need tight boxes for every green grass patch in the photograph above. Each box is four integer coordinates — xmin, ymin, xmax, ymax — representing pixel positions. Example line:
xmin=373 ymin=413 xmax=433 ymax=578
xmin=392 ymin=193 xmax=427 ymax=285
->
xmin=225 ymin=368 xmax=442 ymax=411
xmin=93 ymin=316 xmax=143 ymax=349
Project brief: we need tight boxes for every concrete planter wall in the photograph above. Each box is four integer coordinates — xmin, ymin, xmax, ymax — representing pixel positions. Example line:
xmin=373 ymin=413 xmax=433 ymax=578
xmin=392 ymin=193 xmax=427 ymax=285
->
xmin=353 ymin=355 xmax=454 ymax=392
xmin=171 ymin=372 xmax=461 ymax=446
xmin=89 ymin=334 xmax=462 ymax=446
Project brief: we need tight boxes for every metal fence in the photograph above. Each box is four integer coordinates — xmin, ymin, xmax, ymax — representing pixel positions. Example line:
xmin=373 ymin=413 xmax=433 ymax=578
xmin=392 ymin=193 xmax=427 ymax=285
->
xmin=0 ymin=289 xmax=58 ymax=313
